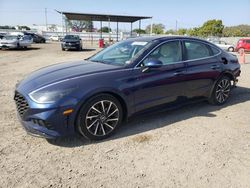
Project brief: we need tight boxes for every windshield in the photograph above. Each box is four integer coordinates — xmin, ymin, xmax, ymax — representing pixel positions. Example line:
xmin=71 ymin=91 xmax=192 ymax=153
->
xmin=89 ymin=40 xmax=152 ymax=66
xmin=64 ymin=35 xmax=79 ymax=40
xmin=3 ymin=35 xmax=18 ymax=40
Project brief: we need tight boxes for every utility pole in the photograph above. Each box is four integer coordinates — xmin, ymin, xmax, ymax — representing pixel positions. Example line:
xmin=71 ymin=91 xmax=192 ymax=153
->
xmin=45 ymin=8 xmax=48 ymax=31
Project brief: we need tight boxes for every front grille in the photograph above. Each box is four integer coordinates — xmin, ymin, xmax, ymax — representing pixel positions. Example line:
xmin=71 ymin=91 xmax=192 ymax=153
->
xmin=14 ymin=92 xmax=29 ymax=118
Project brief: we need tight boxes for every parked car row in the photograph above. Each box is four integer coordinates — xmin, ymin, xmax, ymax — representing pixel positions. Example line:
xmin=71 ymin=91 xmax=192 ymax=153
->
xmin=0 ymin=35 xmax=33 ymax=49
xmin=209 ymin=38 xmax=250 ymax=53
xmin=24 ymin=32 xmax=46 ymax=43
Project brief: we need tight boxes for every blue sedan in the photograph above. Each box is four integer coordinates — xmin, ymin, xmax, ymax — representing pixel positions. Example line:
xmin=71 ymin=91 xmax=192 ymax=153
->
xmin=14 ymin=36 xmax=241 ymax=140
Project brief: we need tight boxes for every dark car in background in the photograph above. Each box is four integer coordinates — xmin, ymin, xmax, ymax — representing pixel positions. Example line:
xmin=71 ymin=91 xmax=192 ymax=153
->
xmin=235 ymin=38 xmax=250 ymax=52
xmin=61 ymin=35 xmax=82 ymax=51
xmin=14 ymin=36 xmax=241 ymax=141
xmin=24 ymin=32 xmax=46 ymax=43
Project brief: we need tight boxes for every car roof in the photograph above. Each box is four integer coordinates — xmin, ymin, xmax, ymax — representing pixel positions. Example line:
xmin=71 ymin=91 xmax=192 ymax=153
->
xmin=239 ymin=38 xmax=250 ymax=40
xmin=126 ymin=36 xmax=208 ymax=43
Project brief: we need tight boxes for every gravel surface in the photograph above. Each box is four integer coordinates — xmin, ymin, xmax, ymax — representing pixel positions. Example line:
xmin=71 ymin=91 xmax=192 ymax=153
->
xmin=0 ymin=43 xmax=250 ymax=188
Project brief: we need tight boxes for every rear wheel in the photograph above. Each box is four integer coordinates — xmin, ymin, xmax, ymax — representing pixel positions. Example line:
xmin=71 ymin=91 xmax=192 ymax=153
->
xmin=62 ymin=47 xmax=65 ymax=51
xmin=77 ymin=94 xmax=123 ymax=140
xmin=228 ymin=47 xmax=234 ymax=52
xmin=209 ymin=76 xmax=232 ymax=105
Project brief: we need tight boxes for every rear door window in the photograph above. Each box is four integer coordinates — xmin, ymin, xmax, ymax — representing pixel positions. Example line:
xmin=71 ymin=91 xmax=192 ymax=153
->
xmin=184 ymin=41 xmax=211 ymax=60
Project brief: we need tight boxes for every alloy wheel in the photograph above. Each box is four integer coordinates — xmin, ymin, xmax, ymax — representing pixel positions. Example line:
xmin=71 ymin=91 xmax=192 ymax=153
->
xmin=215 ymin=79 xmax=231 ymax=103
xmin=85 ymin=100 xmax=119 ymax=136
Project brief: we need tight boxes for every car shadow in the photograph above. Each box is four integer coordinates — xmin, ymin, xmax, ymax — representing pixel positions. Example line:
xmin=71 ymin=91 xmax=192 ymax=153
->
xmin=83 ymin=48 xmax=97 ymax=52
xmin=62 ymin=48 xmax=96 ymax=52
xmin=48 ymin=86 xmax=250 ymax=147
xmin=1 ymin=47 xmax=41 ymax=51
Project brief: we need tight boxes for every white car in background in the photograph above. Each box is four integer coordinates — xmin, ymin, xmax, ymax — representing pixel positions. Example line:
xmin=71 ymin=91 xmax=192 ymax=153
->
xmin=0 ymin=35 xmax=33 ymax=49
xmin=49 ymin=35 xmax=61 ymax=41
xmin=212 ymin=40 xmax=235 ymax=52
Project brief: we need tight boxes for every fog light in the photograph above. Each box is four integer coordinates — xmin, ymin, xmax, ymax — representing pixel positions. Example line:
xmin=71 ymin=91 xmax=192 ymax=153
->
xmin=30 ymin=118 xmax=53 ymax=130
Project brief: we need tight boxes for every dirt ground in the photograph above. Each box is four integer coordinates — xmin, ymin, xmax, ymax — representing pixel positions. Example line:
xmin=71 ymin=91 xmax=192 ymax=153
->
xmin=0 ymin=43 xmax=250 ymax=188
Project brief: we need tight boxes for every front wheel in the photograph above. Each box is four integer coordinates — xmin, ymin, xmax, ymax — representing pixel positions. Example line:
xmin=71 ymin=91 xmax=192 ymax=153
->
xmin=77 ymin=94 xmax=123 ymax=140
xmin=209 ymin=76 xmax=232 ymax=105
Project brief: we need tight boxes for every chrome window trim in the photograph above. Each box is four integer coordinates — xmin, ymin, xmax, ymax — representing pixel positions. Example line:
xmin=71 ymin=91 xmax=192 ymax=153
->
xmin=134 ymin=38 xmax=222 ymax=69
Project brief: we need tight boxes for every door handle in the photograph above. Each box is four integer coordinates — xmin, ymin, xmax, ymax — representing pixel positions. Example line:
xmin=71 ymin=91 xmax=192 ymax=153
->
xmin=211 ymin=65 xmax=220 ymax=70
xmin=173 ymin=71 xmax=185 ymax=76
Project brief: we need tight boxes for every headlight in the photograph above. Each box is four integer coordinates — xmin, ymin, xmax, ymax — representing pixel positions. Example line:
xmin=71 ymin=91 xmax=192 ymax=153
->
xmin=29 ymin=88 xmax=76 ymax=104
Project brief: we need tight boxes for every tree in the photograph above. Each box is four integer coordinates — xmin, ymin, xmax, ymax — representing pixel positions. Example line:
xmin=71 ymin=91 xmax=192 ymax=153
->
xmin=186 ymin=27 xmax=201 ymax=36
xmin=17 ymin=25 xmax=31 ymax=30
xmin=177 ymin=28 xmax=187 ymax=35
xmin=199 ymin=19 xmax=224 ymax=37
xmin=165 ymin=29 xmax=175 ymax=35
xmin=66 ymin=20 xmax=93 ymax=32
xmin=133 ymin=28 xmax=146 ymax=34
xmin=98 ymin=26 xmax=112 ymax=33
xmin=0 ymin=25 xmax=15 ymax=30
xmin=145 ymin=23 xmax=165 ymax=34
xmin=48 ymin=24 xmax=57 ymax=32
xmin=223 ymin=25 xmax=250 ymax=37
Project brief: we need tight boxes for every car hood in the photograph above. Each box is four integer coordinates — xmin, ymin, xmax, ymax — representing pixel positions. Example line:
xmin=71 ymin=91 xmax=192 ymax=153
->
xmin=17 ymin=60 xmax=122 ymax=93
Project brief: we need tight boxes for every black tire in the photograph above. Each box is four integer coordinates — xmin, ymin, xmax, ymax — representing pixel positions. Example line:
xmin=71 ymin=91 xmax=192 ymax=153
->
xmin=209 ymin=76 xmax=232 ymax=105
xmin=77 ymin=94 xmax=123 ymax=140
xmin=228 ymin=47 xmax=234 ymax=52
xmin=62 ymin=48 xmax=65 ymax=51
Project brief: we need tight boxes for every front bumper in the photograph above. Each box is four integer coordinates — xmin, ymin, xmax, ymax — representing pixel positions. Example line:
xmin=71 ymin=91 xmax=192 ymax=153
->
xmin=62 ymin=43 xmax=80 ymax=49
xmin=14 ymin=91 xmax=79 ymax=139
xmin=17 ymin=114 xmax=61 ymax=139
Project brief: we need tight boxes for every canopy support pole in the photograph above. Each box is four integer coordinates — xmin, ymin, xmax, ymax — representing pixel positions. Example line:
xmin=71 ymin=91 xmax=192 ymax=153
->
xmin=130 ymin=22 xmax=133 ymax=37
xmin=108 ymin=17 xmax=111 ymax=42
xmin=139 ymin=20 xmax=141 ymax=36
xmin=116 ymin=21 xmax=119 ymax=42
xmin=100 ymin=21 xmax=102 ymax=39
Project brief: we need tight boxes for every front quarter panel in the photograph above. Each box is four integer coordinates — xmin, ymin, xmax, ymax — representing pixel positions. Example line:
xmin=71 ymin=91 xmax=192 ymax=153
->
xmin=68 ymin=68 xmax=136 ymax=118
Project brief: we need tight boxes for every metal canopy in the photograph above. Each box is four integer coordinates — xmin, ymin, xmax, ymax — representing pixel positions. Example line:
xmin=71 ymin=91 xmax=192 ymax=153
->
xmin=56 ymin=10 xmax=152 ymax=23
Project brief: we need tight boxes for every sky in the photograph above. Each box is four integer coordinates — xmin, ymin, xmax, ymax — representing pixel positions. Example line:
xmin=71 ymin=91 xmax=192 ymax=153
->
xmin=0 ymin=0 xmax=250 ymax=31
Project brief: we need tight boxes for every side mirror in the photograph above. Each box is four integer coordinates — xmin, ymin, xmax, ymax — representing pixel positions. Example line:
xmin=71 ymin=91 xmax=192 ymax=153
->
xmin=145 ymin=59 xmax=163 ymax=68
xmin=142 ymin=59 xmax=163 ymax=72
